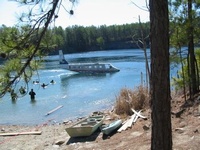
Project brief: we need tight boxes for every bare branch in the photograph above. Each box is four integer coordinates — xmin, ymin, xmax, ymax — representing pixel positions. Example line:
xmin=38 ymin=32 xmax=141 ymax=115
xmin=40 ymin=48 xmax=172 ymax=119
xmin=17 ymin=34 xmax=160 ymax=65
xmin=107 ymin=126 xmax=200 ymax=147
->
xmin=131 ymin=1 xmax=149 ymax=12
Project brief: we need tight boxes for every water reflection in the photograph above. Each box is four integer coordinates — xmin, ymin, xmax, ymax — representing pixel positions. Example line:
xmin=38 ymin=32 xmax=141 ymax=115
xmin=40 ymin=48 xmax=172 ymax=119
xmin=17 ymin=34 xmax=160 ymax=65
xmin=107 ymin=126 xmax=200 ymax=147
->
xmin=60 ymin=72 xmax=117 ymax=89
xmin=30 ymin=99 xmax=36 ymax=105
xmin=11 ymin=99 xmax=17 ymax=104
xmin=60 ymin=72 xmax=117 ymax=79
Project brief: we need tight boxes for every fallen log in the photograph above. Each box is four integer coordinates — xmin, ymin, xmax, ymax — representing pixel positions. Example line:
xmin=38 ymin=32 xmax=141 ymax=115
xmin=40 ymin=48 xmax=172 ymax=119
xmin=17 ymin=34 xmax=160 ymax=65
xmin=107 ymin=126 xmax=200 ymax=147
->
xmin=45 ymin=105 xmax=63 ymax=116
xmin=0 ymin=131 xmax=42 ymax=136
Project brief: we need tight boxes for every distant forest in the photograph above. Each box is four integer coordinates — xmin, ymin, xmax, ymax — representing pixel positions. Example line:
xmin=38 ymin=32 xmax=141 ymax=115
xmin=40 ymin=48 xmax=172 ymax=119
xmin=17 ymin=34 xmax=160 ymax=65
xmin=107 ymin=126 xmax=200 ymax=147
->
xmin=0 ymin=22 xmax=150 ymax=55
xmin=50 ymin=22 xmax=150 ymax=54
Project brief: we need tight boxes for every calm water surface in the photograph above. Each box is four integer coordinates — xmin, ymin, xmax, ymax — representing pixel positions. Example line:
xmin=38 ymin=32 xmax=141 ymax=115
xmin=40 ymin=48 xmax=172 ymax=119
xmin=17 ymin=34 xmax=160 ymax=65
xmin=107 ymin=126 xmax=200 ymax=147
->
xmin=0 ymin=49 xmax=175 ymax=125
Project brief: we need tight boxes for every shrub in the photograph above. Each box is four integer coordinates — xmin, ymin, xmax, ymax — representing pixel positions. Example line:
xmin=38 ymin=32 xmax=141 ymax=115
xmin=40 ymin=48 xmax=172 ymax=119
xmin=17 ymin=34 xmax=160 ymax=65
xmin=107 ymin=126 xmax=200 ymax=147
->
xmin=114 ymin=86 xmax=149 ymax=116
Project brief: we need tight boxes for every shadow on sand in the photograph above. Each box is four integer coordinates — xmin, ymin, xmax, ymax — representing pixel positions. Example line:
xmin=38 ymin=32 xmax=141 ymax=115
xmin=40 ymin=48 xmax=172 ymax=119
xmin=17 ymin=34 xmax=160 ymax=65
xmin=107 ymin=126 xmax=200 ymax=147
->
xmin=66 ymin=129 xmax=101 ymax=145
xmin=66 ymin=129 xmax=119 ymax=145
xmin=102 ymin=130 xmax=119 ymax=140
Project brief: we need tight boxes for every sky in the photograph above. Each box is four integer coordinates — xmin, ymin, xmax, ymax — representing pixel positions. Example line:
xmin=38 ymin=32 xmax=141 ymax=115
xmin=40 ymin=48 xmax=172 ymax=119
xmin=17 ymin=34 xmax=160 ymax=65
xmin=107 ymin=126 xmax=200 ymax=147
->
xmin=0 ymin=0 xmax=149 ymax=28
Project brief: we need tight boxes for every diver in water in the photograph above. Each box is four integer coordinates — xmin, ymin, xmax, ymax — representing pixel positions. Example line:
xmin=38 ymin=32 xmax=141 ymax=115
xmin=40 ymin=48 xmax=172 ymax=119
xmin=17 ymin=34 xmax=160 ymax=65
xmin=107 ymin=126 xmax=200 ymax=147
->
xmin=19 ymin=86 xmax=26 ymax=94
xmin=41 ymin=83 xmax=48 ymax=88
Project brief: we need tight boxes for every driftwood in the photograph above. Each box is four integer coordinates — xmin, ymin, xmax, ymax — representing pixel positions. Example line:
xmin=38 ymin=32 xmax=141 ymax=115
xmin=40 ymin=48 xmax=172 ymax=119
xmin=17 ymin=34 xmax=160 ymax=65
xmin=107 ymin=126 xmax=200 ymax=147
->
xmin=0 ymin=131 xmax=42 ymax=136
xmin=45 ymin=105 xmax=63 ymax=116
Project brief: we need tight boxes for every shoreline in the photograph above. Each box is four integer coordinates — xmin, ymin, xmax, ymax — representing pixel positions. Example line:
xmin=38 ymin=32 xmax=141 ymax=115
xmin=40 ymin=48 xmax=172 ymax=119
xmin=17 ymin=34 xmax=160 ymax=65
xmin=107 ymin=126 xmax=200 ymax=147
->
xmin=1 ymin=94 xmax=200 ymax=149
xmin=0 ymin=105 xmax=200 ymax=149
xmin=0 ymin=105 xmax=113 ymax=126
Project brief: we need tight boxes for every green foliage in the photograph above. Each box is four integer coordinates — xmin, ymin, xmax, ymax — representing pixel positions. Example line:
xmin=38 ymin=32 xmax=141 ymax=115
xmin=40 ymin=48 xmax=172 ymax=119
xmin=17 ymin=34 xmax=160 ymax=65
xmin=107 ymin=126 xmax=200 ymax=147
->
xmin=1 ymin=22 xmax=150 ymax=54
xmin=169 ymin=0 xmax=200 ymax=94
xmin=49 ymin=22 xmax=150 ymax=53
xmin=172 ymin=48 xmax=200 ymax=90
xmin=0 ymin=26 xmax=43 ymax=96
xmin=169 ymin=0 xmax=200 ymax=48
xmin=96 ymin=37 xmax=105 ymax=49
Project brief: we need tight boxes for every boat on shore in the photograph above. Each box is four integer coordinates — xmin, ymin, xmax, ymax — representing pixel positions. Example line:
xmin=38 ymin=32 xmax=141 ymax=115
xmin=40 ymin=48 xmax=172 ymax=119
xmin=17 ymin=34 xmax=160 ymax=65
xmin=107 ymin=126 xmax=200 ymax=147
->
xmin=59 ymin=50 xmax=120 ymax=73
xmin=65 ymin=115 xmax=105 ymax=137
xmin=101 ymin=119 xmax=122 ymax=135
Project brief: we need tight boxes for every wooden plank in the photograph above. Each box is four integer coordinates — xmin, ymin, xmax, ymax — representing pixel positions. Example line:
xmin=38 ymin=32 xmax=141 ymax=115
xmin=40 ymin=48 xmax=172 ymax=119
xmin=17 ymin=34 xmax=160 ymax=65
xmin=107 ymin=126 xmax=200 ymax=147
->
xmin=127 ymin=110 xmax=142 ymax=127
xmin=122 ymin=120 xmax=128 ymax=125
xmin=133 ymin=113 xmax=140 ymax=123
xmin=117 ymin=119 xmax=130 ymax=132
xmin=127 ymin=114 xmax=136 ymax=128
xmin=45 ymin=105 xmax=63 ymax=116
xmin=117 ymin=110 xmax=144 ymax=133
xmin=118 ymin=110 xmax=139 ymax=132
xmin=131 ymin=108 xmax=147 ymax=119
xmin=0 ymin=131 xmax=42 ymax=136
xmin=133 ymin=110 xmax=142 ymax=123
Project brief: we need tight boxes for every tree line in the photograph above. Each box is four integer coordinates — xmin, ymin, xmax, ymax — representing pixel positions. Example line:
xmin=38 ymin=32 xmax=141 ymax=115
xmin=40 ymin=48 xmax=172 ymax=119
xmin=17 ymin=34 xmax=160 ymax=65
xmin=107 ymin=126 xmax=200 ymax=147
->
xmin=0 ymin=22 xmax=150 ymax=55
xmin=54 ymin=23 xmax=150 ymax=54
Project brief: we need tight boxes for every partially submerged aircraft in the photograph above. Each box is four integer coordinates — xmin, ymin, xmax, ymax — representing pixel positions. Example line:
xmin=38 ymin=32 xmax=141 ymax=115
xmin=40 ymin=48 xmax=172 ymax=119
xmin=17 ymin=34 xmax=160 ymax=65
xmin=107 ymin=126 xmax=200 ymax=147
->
xmin=59 ymin=50 xmax=120 ymax=73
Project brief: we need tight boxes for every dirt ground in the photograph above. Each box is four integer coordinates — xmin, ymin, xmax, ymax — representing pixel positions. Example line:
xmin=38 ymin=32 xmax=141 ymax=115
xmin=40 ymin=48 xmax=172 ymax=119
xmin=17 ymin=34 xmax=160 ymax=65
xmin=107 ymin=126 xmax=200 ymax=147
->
xmin=0 ymin=94 xmax=200 ymax=150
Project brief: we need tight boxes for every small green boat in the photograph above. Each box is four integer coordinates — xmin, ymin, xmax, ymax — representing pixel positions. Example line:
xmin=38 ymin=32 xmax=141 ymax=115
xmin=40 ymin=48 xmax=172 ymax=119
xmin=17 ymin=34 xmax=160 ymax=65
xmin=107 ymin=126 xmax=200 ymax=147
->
xmin=65 ymin=115 xmax=105 ymax=137
xmin=101 ymin=119 xmax=122 ymax=135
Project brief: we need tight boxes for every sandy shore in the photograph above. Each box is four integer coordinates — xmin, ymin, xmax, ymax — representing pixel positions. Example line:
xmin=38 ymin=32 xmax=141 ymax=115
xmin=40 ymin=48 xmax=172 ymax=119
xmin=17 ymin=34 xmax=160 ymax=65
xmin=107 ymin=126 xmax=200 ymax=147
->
xmin=0 ymin=112 xmax=152 ymax=150
xmin=0 ymin=106 xmax=200 ymax=150
xmin=1 ymin=92 xmax=200 ymax=150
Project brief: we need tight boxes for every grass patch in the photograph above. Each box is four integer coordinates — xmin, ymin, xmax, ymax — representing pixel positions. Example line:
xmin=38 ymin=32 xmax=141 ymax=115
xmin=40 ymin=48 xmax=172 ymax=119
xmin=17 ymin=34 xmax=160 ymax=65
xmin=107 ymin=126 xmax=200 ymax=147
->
xmin=114 ymin=86 xmax=149 ymax=116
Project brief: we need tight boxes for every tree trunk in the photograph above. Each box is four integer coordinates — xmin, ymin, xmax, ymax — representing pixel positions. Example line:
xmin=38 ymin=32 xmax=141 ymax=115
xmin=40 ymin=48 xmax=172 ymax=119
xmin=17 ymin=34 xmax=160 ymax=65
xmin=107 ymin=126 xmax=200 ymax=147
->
xmin=149 ymin=0 xmax=172 ymax=149
xmin=138 ymin=16 xmax=150 ymax=91
xmin=188 ymin=0 xmax=198 ymax=98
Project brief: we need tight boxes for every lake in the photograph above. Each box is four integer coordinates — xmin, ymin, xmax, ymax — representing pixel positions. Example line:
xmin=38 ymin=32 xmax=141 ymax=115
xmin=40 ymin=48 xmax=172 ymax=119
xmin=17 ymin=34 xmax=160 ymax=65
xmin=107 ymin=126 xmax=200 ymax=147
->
xmin=0 ymin=49 xmax=176 ymax=125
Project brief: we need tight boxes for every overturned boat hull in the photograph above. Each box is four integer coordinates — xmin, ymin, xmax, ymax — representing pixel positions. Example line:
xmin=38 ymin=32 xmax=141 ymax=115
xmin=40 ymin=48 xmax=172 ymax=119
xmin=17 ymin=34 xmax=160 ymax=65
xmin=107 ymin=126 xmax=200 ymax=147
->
xmin=101 ymin=119 xmax=122 ymax=135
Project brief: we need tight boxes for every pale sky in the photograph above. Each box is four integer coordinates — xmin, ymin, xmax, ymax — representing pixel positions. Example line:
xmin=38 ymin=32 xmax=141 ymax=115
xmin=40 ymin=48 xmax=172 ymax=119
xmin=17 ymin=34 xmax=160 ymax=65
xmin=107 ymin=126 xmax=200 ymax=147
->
xmin=0 ymin=0 xmax=149 ymax=27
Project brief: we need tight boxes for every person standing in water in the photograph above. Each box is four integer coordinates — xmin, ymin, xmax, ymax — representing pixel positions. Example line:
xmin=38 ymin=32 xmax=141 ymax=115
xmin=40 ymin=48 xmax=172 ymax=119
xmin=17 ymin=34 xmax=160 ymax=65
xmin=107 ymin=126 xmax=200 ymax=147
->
xmin=29 ymin=89 xmax=36 ymax=100
xmin=10 ymin=89 xmax=17 ymax=101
